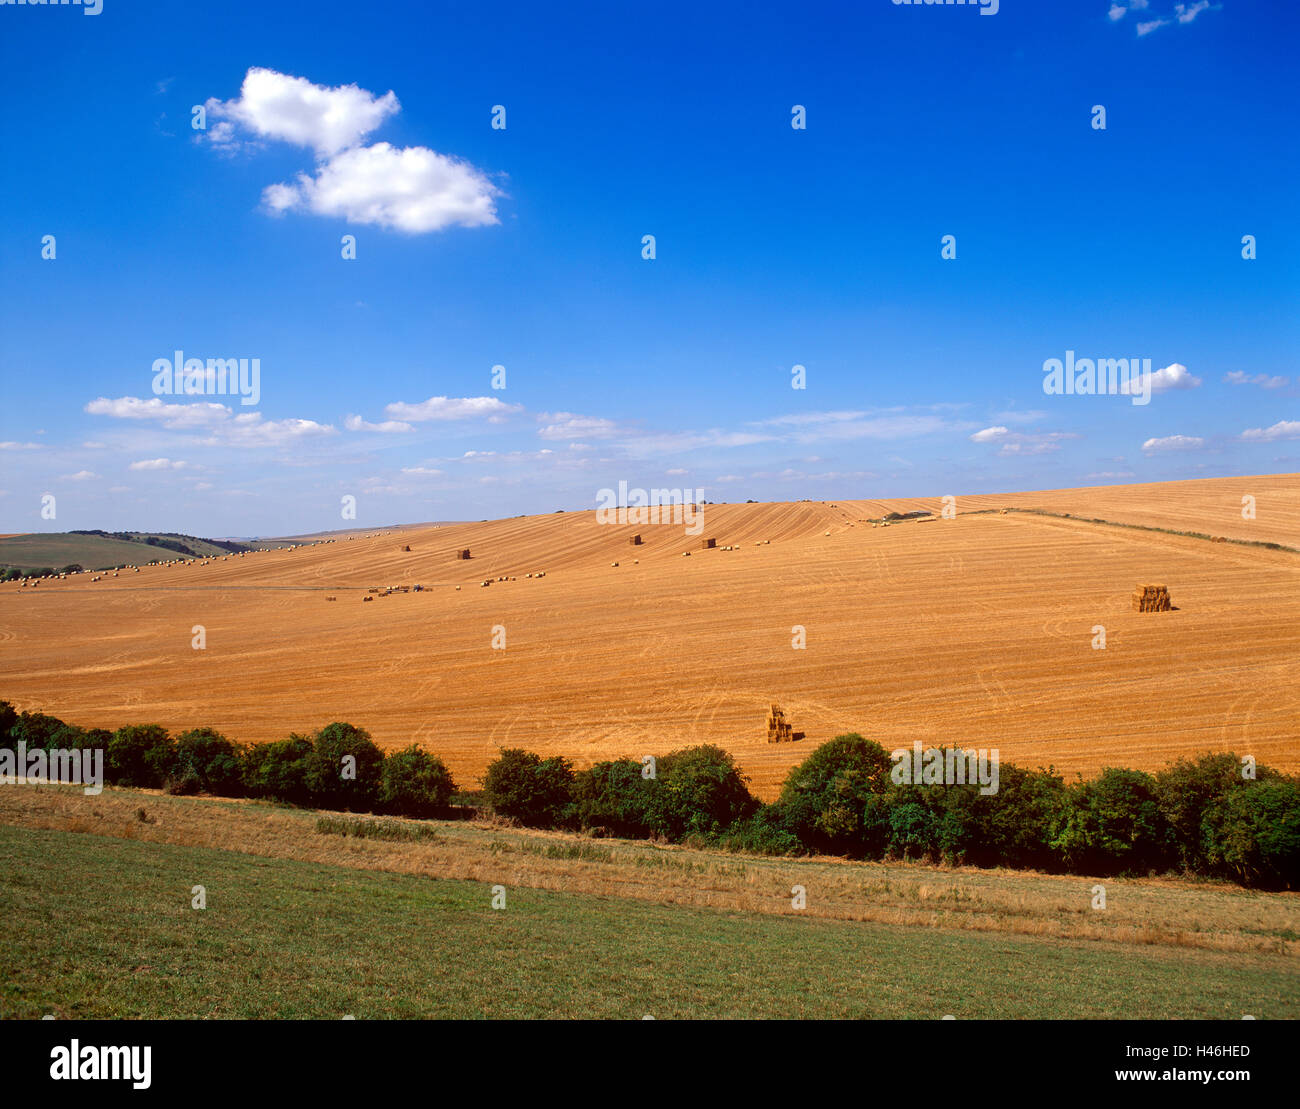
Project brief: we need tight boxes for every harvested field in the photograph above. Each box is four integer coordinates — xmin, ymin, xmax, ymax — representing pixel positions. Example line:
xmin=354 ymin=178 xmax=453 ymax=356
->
xmin=1 ymin=474 xmax=1297 ymax=799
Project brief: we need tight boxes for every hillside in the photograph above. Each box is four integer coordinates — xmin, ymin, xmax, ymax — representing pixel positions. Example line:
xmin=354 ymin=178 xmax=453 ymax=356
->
xmin=1 ymin=474 xmax=1296 ymax=798
xmin=0 ymin=531 xmax=273 ymax=573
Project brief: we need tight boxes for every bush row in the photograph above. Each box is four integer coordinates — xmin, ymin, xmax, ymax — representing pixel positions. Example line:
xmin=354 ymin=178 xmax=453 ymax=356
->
xmin=481 ymin=735 xmax=1300 ymax=889
xmin=3 ymin=700 xmax=1296 ymax=888
xmin=0 ymin=702 xmax=455 ymax=819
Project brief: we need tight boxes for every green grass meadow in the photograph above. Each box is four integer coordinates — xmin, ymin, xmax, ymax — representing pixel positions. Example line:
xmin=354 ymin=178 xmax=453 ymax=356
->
xmin=1 ymin=825 xmax=1294 ymax=1019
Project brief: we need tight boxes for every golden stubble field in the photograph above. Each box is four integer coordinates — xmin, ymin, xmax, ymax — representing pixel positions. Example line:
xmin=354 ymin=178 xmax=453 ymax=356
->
xmin=2 ymin=474 xmax=1297 ymax=798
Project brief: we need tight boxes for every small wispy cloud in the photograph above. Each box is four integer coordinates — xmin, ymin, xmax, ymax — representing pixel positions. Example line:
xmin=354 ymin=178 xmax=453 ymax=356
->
xmin=970 ymin=426 xmax=1080 ymax=456
xmin=1142 ymin=434 xmax=1206 ymax=454
xmin=345 ymin=414 xmax=415 ymax=433
xmin=128 ymin=458 xmax=191 ymax=471
xmin=1240 ymin=420 xmax=1300 ymax=443
xmin=1224 ymin=371 xmax=1289 ymax=390
xmin=1126 ymin=0 xmax=1215 ymax=36
xmin=385 ymin=396 xmax=522 ymax=423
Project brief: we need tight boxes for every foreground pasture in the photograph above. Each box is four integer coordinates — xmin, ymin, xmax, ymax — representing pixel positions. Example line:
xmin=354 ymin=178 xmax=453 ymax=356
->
xmin=1 ymin=818 xmax=1293 ymax=1019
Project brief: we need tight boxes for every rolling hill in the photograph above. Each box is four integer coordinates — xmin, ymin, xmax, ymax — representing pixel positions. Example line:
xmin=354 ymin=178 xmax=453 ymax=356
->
xmin=1 ymin=473 xmax=1296 ymax=799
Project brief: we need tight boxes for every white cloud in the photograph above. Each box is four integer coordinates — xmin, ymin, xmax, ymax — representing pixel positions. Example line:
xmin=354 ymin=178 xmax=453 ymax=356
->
xmin=537 ymin=412 xmax=623 ymax=440
xmin=755 ymin=410 xmax=949 ymax=443
xmin=1175 ymin=1 xmax=1210 ymax=23
xmin=996 ymin=439 xmax=1074 ymax=456
xmin=202 ymin=68 xmax=499 ymax=235
xmin=1087 ymin=471 xmax=1137 ymax=479
xmin=265 ymin=142 xmax=500 ymax=234
xmin=85 ymin=396 xmax=336 ymax=448
xmin=385 ymin=396 xmax=522 ymax=423
xmin=1133 ymin=1 xmax=1210 ymax=36
xmin=0 ymin=441 xmax=42 ymax=451
xmin=128 ymin=458 xmax=189 ymax=471
xmin=971 ymin=426 xmax=1079 ymax=456
xmin=344 ymin=414 xmax=414 ymax=433
xmin=204 ymin=67 xmax=399 ymax=156
xmin=1108 ymin=3 xmax=1127 ymax=20
xmin=217 ymin=414 xmax=336 ymax=448
xmin=992 ymin=409 xmax=1047 ymax=425
xmin=400 ymin=466 xmax=444 ymax=476
xmin=85 ymin=396 xmax=230 ymax=429
xmin=1119 ymin=362 xmax=1201 ymax=396
xmin=61 ymin=470 xmax=98 ymax=481
xmin=1224 ymin=371 xmax=1289 ymax=390
xmin=1240 ymin=420 xmax=1300 ymax=443
xmin=1142 ymin=434 xmax=1205 ymax=453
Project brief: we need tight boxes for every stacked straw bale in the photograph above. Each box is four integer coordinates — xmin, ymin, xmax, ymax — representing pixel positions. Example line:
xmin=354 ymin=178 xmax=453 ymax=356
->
xmin=1132 ymin=583 xmax=1172 ymax=612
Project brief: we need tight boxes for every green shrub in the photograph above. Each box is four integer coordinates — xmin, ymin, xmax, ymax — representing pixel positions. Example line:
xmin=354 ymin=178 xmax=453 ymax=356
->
xmin=483 ymin=748 xmax=575 ymax=827
xmin=1052 ymin=768 xmax=1170 ymax=875
xmin=107 ymin=725 xmax=176 ymax=788
xmin=173 ymin=728 xmax=244 ymax=795
xmin=9 ymin=711 xmax=72 ymax=751
xmin=777 ymin=733 xmax=893 ymax=855
xmin=378 ymin=744 xmax=456 ymax=818
xmin=1155 ymin=752 xmax=1274 ymax=873
xmin=242 ymin=735 xmax=315 ymax=805
xmin=883 ymin=794 xmax=937 ymax=860
xmin=935 ymin=763 xmax=1071 ymax=870
xmin=571 ymin=758 xmax=656 ymax=837
xmin=0 ymin=700 xmax=17 ymax=743
xmin=305 ymin=722 xmax=385 ymax=811
xmin=711 ymin=804 xmax=803 ymax=855
xmin=164 ymin=766 xmax=202 ymax=795
xmin=645 ymin=745 xmax=755 ymax=841
xmin=1202 ymin=778 xmax=1300 ymax=889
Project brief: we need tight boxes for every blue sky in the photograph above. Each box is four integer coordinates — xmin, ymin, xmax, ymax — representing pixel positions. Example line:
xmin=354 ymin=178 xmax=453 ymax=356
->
xmin=1 ymin=0 xmax=1296 ymax=536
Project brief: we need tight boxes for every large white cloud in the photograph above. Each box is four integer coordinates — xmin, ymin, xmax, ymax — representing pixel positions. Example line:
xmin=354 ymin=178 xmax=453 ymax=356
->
xmin=265 ymin=142 xmax=499 ymax=233
xmin=204 ymin=67 xmax=399 ymax=156
xmin=202 ymin=68 xmax=499 ymax=234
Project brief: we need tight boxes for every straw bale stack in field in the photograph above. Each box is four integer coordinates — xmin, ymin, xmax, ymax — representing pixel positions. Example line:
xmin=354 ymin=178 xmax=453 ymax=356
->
xmin=767 ymin=704 xmax=805 ymax=744
xmin=701 ymin=537 xmax=716 ymax=549
xmin=629 ymin=534 xmax=642 ymax=545
xmin=1132 ymin=583 xmax=1172 ymax=612
xmin=455 ymin=549 xmax=471 ymax=560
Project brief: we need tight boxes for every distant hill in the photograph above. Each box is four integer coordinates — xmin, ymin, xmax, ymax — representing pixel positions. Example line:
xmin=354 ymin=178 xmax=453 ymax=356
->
xmin=0 ymin=531 xmax=263 ymax=575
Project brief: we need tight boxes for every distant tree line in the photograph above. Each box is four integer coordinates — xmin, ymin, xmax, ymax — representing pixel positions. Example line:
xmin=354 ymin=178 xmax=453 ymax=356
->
xmin=68 ymin=530 xmax=253 ymax=556
xmin=2 ymin=701 xmax=1295 ymax=888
